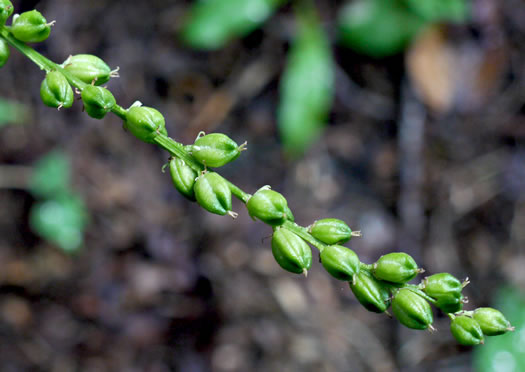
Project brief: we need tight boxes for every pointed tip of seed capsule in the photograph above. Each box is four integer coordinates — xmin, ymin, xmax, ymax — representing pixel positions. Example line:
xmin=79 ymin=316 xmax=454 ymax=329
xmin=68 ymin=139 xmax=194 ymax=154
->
xmin=47 ymin=20 xmax=56 ymax=27
xmin=427 ymin=324 xmax=437 ymax=333
xmin=462 ymin=277 xmax=470 ymax=288
xmin=228 ymin=211 xmax=238 ymax=219
xmin=385 ymin=310 xmax=392 ymax=318
xmin=417 ymin=268 xmax=426 ymax=274
xmin=507 ymin=326 xmax=516 ymax=332
xmin=238 ymin=141 xmax=248 ymax=152
xmin=110 ymin=66 xmax=120 ymax=78
xmin=302 ymin=269 xmax=308 ymax=277
xmin=351 ymin=231 xmax=362 ymax=237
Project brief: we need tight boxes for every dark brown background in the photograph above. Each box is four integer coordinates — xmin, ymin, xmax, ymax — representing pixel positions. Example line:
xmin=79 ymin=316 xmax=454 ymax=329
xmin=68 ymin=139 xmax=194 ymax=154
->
xmin=1 ymin=0 xmax=524 ymax=371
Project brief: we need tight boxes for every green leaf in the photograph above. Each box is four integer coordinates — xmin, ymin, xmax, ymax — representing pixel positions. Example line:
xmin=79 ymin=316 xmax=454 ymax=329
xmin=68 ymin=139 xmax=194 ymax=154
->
xmin=181 ymin=0 xmax=285 ymax=50
xmin=0 ymin=98 xmax=28 ymax=127
xmin=474 ymin=286 xmax=525 ymax=372
xmin=30 ymin=193 xmax=88 ymax=253
xmin=29 ymin=150 xmax=71 ymax=199
xmin=403 ymin=0 xmax=469 ymax=23
xmin=278 ymin=8 xmax=334 ymax=156
xmin=338 ymin=0 xmax=425 ymax=57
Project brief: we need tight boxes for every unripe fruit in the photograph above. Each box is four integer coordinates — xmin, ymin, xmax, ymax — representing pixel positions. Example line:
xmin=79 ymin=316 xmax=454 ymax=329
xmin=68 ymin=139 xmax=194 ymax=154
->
xmin=308 ymin=218 xmax=355 ymax=245
xmin=473 ymin=308 xmax=514 ymax=336
xmin=169 ymin=157 xmax=197 ymax=201
xmin=0 ymin=38 xmax=9 ymax=68
xmin=271 ymin=228 xmax=312 ymax=275
xmin=422 ymin=273 xmax=465 ymax=314
xmin=373 ymin=252 xmax=421 ymax=284
xmin=191 ymin=133 xmax=245 ymax=168
xmin=349 ymin=270 xmax=391 ymax=313
xmin=246 ymin=188 xmax=292 ymax=226
xmin=392 ymin=288 xmax=434 ymax=330
xmin=0 ymin=0 xmax=13 ymax=26
xmin=81 ymin=85 xmax=116 ymax=119
xmin=124 ymin=106 xmax=167 ymax=143
xmin=194 ymin=172 xmax=234 ymax=216
xmin=62 ymin=54 xmax=114 ymax=85
xmin=11 ymin=10 xmax=53 ymax=43
xmin=40 ymin=71 xmax=74 ymax=109
xmin=450 ymin=316 xmax=484 ymax=346
xmin=320 ymin=245 xmax=360 ymax=281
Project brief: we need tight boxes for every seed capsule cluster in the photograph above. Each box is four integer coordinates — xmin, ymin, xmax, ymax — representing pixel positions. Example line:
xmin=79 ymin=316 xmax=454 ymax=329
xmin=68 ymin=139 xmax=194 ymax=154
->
xmin=0 ymin=1 xmax=515 ymax=346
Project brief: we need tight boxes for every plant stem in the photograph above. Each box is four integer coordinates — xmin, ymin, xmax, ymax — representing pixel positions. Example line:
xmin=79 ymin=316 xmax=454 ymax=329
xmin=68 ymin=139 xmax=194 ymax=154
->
xmin=283 ymin=220 xmax=329 ymax=252
xmin=0 ymin=26 xmax=87 ymax=90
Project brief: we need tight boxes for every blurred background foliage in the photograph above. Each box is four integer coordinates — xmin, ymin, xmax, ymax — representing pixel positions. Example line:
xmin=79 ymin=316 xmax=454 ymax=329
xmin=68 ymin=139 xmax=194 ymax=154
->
xmin=1 ymin=0 xmax=525 ymax=371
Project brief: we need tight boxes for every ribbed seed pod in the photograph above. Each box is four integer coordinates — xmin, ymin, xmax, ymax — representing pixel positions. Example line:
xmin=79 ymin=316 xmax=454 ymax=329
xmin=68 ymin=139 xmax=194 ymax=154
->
xmin=0 ymin=38 xmax=9 ymax=68
xmin=191 ymin=133 xmax=244 ymax=168
xmin=81 ymin=85 xmax=116 ymax=119
xmin=169 ymin=157 xmax=197 ymax=201
xmin=373 ymin=252 xmax=421 ymax=284
xmin=0 ymin=0 xmax=13 ymax=26
xmin=422 ymin=273 xmax=464 ymax=314
xmin=194 ymin=172 xmax=233 ymax=216
xmin=62 ymin=54 xmax=114 ymax=85
xmin=308 ymin=218 xmax=354 ymax=245
xmin=391 ymin=288 xmax=434 ymax=330
xmin=246 ymin=188 xmax=292 ymax=226
xmin=349 ymin=270 xmax=391 ymax=313
xmin=320 ymin=245 xmax=360 ymax=281
xmin=124 ymin=106 xmax=167 ymax=143
xmin=473 ymin=308 xmax=514 ymax=336
xmin=40 ymin=71 xmax=74 ymax=109
xmin=450 ymin=316 xmax=484 ymax=346
xmin=11 ymin=10 xmax=52 ymax=43
xmin=271 ymin=228 xmax=312 ymax=275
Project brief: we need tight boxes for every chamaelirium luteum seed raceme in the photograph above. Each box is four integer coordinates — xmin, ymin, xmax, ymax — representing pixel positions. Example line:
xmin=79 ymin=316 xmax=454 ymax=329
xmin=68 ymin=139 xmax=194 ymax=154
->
xmin=0 ymin=0 xmax=514 ymax=345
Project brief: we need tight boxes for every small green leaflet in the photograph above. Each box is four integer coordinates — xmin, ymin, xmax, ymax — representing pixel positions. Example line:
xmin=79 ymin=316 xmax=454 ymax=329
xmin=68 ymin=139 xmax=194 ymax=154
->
xmin=338 ymin=0 xmax=425 ymax=57
xmin=0 ymin=98 xmax=27 ymax=127
xmin=403 ymin=0 xmax=469 ymax=23
xmin=181 ymin=0 xmax=285 ymax=50
xmin=278 ymin=9 xmax=334 ymax=156
xmin=30 ymin=193 xmax=88 ymax=254
xmin=29 ymin=150 xmax=71 ymax=199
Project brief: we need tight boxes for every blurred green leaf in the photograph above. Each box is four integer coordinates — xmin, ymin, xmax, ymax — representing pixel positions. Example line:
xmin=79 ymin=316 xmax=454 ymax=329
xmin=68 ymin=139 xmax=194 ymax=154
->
xmin=29 ymin=150 xmax=71 ymax=199
xmin=30 ymin=193 xmax=88 ymax=254
xmin=403 ymin=0 xmax=469 ymax=23
xmin=338 ymin=0 xmax=425 ymax=57
xmin=0 ymin=98 xmax=28 ymax=127
xmin=181 ymin=0 xmax=285 ymax=50
xmin=278 ymin=8 xmax=334 ymax=156
xmin=474 ymin=286 xmax=525 ymax=372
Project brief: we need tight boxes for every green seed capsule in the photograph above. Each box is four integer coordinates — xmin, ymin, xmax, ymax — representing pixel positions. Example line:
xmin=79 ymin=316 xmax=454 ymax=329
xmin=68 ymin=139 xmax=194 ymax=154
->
xmin=320 ymin=245 xmax=360 ymax=281
xmin=191 ymin=133 xmax=244 ymax=168
xmin=271 ymin=228 xmax=312 ymax=275
xmin=169 ymin=157 xmax=197 ymax=201
xmin=81 ymin=85 xmax=116 ymax=119
xmin=194 ymin=172 xmax=234 ymax=216
xmin=373 ymin=252 xmax=421 ymax=284
xmin=0 ymin=0 xmax=14 ymax=26
xmin=450 ymin=316 xmax=484 ymax=346
xmin=349 ymin=270 xmax=391 ymax=313
xmin=246 ymin=188 xmax=292 ymax=226
xmin=308 ymin=218 xmax=355 ymax=245
xmin=392 ymin=288 xmax=434 ymax=330
xmin=11 ymin=10 xmax=53 ymax=43
xmin=422 ymin=273 xmax=464 ymax=314
xmin=0 ymin=38 xmax=9 ymax=68
xmin=40 ymin=71 xmax=74 ymax=109
xmin=473 ymin=308 xmax=514 ymax=336
xmin=124 ymin=106 xmax=167 ymax=143
xmin=62 ymin=54 xmax=114 ymax=85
